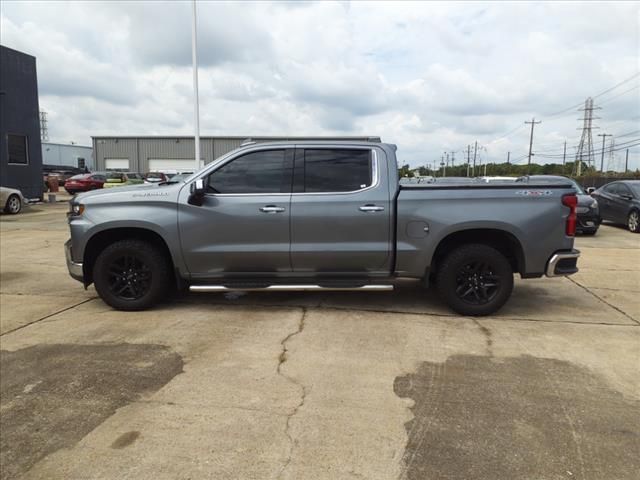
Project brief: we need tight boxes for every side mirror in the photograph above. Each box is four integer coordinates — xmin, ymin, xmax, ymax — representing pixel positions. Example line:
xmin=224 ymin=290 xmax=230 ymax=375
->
xmin=586 ymin=187 xmax=596 ymax=195
xmin=188 ymin=178 xmax=205 ymax=206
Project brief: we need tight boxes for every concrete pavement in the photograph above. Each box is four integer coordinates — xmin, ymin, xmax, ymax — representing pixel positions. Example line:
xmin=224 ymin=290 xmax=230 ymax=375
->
xmin=1 ymin=204 xmax=638 ymax=479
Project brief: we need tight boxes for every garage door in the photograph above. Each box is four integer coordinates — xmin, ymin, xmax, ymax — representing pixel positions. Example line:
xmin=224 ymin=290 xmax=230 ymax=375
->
xmin=148 ymin=159 xmax=202 ymax=173
xmin=105 ymin=158 xmax=130 ymax=171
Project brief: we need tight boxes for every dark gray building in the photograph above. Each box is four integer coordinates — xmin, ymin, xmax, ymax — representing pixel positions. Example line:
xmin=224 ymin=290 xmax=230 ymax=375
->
xmin=92 ymin=136 xmax=381 ymax=173
xmin=0 ymin=45 xmax=43 ymax=199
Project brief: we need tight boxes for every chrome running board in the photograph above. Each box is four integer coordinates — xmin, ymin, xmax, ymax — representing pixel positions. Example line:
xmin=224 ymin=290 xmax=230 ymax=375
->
xmin=189 ymin=284 xmax=394 ymax=292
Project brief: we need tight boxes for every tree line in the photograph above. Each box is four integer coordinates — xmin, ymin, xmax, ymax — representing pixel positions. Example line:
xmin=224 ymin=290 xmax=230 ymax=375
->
xmin=399 ymin=161 xmax=640 ymax=180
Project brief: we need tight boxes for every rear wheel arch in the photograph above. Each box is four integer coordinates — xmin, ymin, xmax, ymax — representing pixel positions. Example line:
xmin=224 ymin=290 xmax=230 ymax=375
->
xmin=429 ymin=228 xmax=525 ymax=279
xmin=83 ymin=227 xmax=175 ymax=286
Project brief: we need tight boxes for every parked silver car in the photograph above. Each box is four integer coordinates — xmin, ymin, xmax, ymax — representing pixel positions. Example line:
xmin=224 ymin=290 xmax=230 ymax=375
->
xmin=1 ymin=186 xmax=26 ymax=214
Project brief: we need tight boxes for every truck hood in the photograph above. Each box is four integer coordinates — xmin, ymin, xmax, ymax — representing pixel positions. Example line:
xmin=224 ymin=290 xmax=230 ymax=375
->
xmin=75 ymin=182 xmax=182 ymax=202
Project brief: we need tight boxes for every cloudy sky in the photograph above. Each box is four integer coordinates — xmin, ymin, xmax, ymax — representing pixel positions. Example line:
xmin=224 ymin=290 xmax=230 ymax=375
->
xmin=1 ymin=1 xmax=639 ymax=169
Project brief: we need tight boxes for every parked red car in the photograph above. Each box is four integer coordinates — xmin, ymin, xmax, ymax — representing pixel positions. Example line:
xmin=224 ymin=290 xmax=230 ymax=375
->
xmin=64 ymin=173 xmax=108 ymax=195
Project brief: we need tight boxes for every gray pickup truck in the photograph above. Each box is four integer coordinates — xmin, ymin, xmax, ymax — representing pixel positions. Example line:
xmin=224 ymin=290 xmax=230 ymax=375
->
xmin=65 ymin=141 xmax=580 ymax=316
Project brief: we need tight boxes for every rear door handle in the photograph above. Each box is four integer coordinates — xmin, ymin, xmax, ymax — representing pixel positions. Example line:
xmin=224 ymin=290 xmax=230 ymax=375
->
xmin=359 ymin=204 xmax=385 ymax=212
xmin=260 ymin=205 xmax=286 ymax=213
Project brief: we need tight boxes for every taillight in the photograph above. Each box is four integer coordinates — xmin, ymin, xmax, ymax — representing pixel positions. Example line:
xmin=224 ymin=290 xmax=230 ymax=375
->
xmin=562 ymin=194 xmax=578 ymax=236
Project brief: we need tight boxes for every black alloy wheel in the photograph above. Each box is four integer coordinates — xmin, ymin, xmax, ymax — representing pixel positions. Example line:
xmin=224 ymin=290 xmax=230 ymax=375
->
xmin=93 ymin=239 xmax=171 ymax=310
xmin=107 ymin=254 xmax=152 ymax=300
xmin=436 ymin=244 xmax=514 ymax=316
xmin=454 ymin=260 xmax=500 ymax=305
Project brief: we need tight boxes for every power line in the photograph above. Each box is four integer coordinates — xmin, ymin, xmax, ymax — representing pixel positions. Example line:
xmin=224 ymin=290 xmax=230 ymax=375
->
xmin=593 ymin=72 xmax=640 ymax=99
xmin=543 ymin=72 xmax=640 ymax=119
xmin=597 ymin=84 xmax=640 ymax=106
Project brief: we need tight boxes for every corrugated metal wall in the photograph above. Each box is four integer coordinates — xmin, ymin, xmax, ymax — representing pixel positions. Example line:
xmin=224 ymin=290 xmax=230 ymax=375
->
xmin=93 ymin=136 xmax=381 ymax=172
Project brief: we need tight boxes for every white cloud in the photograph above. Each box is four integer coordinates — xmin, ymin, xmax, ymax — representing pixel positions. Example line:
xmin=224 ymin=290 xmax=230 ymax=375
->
xmin=1 ymin=0 xmax=638 ymax=168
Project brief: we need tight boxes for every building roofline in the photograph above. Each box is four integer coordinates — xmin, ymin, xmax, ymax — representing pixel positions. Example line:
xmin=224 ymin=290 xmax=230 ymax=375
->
xmin=42 ymin=142 xmax=92 ymax=148
xmin=0 ymin=44 xmax=37 ymax=60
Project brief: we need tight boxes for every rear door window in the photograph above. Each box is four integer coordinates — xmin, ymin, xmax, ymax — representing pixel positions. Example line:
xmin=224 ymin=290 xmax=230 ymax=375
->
xmin=300 ymin=149 xmax=372 ymax=193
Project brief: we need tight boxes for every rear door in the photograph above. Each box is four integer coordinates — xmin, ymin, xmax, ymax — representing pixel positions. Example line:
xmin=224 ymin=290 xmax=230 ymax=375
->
xmin=289 ymin=147 xmax=391 ymax=275
xmin=179 ymin=148 xmax=293 ymax=277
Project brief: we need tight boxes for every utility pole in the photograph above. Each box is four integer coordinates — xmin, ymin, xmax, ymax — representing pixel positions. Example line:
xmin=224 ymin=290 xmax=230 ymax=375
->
xmin=467 ymin=144 xmax=471 ymax=177
xmin=472 ymin=141 xmax=478 ymax=176
xmin=625 ymin=149 xmax=629 ymax=172
xmin=440 ymin=155 xmax=445 ymax=177
xmin=598 ymin=133 xmax=612 ymax=172
xmin=191 ymin=0 xmax=201 ymax=171
xmin=562 ymin=140 xmax=567 ymax=173
xmin=525 ymin=118 xmax=541 ymax=175
xmin=451 ymin=151 xmax=455 ymax=167
xmin=506 ymin=151 xmax=510 ymax=174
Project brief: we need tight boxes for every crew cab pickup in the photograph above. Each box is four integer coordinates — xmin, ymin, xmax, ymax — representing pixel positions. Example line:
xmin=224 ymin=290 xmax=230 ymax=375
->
xmin=65 ymin=141 xmax=580 ymax=316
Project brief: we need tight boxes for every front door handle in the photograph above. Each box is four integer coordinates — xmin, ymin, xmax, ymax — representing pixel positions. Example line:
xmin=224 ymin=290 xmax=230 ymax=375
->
xmin=260 ymin=205 xmax=286 ymax=213
xmin=359 ymin=204 xmax=385 ymax=213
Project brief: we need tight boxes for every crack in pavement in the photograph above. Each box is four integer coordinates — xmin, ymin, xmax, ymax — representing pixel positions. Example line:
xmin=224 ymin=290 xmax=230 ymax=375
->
xmin=472 ymin=319 xmax=493 ymax=357
xmin=0 ymin=297 xmax=98 ymax=337
xmin=276 ymin=307 xmax=308 ymax=479
xmin=567 ymin=277 xmax=640 ymax=326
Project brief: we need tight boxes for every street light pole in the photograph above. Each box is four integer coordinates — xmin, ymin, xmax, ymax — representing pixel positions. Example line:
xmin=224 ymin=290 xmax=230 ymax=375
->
xmin=191 ymin=0 xmax=201 ymax=171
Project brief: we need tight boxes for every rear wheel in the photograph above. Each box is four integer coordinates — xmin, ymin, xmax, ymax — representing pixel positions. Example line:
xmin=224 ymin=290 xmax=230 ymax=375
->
xmin=436 ymin=244 xmax=514 ymax=316
xmin=4 ymin=194 xmax=22 ymax=214
xmin=628 ymin=210 xmax=640 ymax=233
xmin=93 ymin=239 xmax=171 ymax=310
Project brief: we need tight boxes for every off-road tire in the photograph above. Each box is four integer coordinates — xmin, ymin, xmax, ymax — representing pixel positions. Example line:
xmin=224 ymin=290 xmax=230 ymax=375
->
xmin=436 ymin=243 xmax=514 ymax=316
xmin=93 ymin=239 xmax=171 ymax=311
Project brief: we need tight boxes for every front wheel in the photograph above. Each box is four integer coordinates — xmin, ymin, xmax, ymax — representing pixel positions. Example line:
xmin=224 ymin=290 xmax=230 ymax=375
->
xmin=4 ymin=194 xmax=22 ymax=214
xmin=628 ymin=210 xmax=640 ymax=233
xmin=436 ymin=244 xmax=514 ymax=316
xmin=93 ymin=239 xmax=171 ymax=310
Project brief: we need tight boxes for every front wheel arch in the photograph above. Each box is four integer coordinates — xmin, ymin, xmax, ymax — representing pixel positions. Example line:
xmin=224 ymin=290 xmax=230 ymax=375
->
xmin=83 ymin=228 xmax=175 ymax=287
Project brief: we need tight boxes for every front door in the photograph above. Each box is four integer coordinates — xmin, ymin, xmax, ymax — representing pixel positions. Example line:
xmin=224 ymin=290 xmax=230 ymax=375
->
xmin=610 ymin=183 xmax=633 ymax=223
xmin=289 ymin=147 xmax=392 ymax=275
xmin=178 ymin=148 xmax=293 ymax=278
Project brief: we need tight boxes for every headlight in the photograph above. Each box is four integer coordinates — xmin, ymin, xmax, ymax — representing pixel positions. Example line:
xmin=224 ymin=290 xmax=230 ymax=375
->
xmin=590 ymin=200 xmax=598 ymax=209
xmin=68 ymin=203 xmax=85 ymax=216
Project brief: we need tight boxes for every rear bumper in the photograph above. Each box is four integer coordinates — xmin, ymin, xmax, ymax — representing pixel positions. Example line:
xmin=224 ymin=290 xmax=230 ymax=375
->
xmin=65 ymin=239 xmax=84 ymax=282
xmin=546 ymin=249 xmax=580 ymax=277
xmin=577 ymin=213 xmax=601 ymax=232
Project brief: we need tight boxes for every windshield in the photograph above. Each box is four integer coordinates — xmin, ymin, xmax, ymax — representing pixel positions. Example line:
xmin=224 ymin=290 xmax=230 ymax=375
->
xmin=630 ymin=183 xmax=640 ymax=197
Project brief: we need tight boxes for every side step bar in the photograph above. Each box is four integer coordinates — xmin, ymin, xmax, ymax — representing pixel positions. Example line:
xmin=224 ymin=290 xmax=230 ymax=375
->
xmin=190 ymin=284 xmax=394 ymax=292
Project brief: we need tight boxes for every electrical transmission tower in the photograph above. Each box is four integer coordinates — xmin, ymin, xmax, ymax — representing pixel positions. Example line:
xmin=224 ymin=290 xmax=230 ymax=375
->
xmin=606 ymin=138 xmax=616 ymax=172
xmin=39 ymin=111 xmax=49 ymax=142
xmin=574 ymin=97 xmax=600 ymax=175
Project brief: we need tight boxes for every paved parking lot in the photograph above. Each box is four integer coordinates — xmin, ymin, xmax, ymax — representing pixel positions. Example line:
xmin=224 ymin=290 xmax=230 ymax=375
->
xmin=1 ymin=201 xmax=639 ymax=479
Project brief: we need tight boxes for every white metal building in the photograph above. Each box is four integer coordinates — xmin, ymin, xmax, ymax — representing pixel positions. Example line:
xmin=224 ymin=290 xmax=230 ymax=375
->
xmin=42 ymin=142 xmax=94 ymax=170
xmin=92 ymin=136 xmax=381 ymax=173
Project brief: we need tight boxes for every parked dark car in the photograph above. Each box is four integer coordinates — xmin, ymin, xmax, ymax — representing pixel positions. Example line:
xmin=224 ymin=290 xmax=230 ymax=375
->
xmin=517 ymin=175 xmax=601 ymax=235
xmin=591 ymin=180 xmax=640 ymax=233
xmin=64 ymin=173 xmax=107 ymax=195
